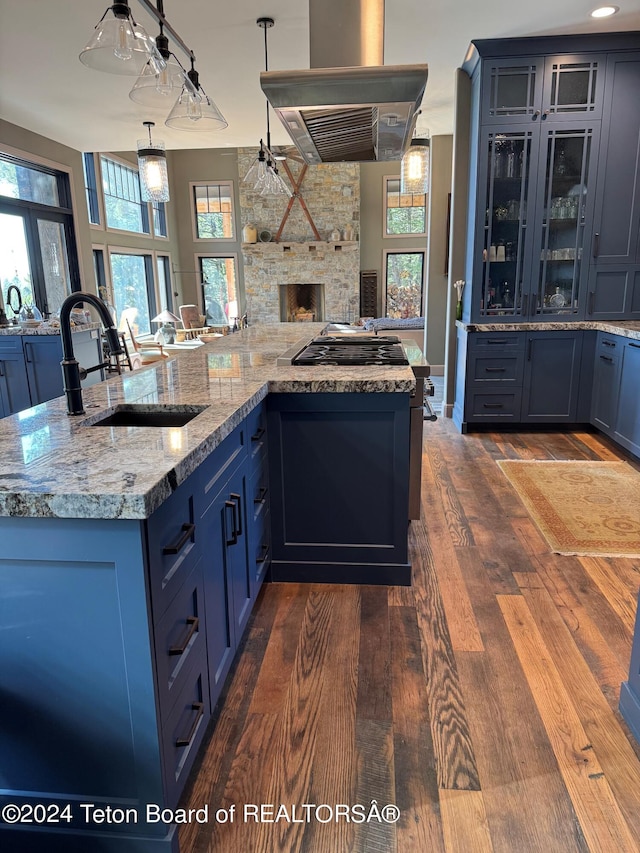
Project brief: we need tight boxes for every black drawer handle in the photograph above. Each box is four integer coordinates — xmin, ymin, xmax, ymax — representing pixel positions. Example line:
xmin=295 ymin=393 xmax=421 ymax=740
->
xmin=162 ymin=522 xmax=195 ymax=555
xmin=602 ymin=339 xmax=616 ymax=347
xmin=483 ymin=403 xmax=504 ymax=409
xmin=256 ymin=543 xmax=269 ymax=565
xmin=0 ymin=362 xmax=4 ymax=378
xmin=169 ymin=616 xmax=199 ymax=656
xmin=630 ymin=342 xmax=640 ymax=349
xmin=599 ymin=355 xmax=614 ymax=363
xmin=486 ymin=339 xmax=509 ymax=345
xmin=588 ymin=292 xmax=594 ymax=315
xmin=230 ymin=493 xmax=242 ymax=536
xmin=175 ymin=702 xmax=204 ymax=748
xmin=251 ymin=426 xmax=265 ymax=442
xmin=521 ymin=293 xmax=528 ymax=316
xmin=484 ymin=367 xmax=506 ymax=373
xmin=592 ymin=232 xmax=600 ymax=258
xmin=254 ymin=485 xmax=268 ymax=504
xmin=225 ymin=501 xmax=237 ymax=546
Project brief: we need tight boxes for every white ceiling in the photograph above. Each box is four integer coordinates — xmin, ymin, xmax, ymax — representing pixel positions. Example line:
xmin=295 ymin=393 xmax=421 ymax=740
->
xmin=1 ymin=0 xmax=639 ymax=154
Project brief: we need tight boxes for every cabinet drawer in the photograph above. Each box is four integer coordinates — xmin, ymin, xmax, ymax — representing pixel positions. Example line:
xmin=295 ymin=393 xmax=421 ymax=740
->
xmin=470 ymin=353 xmax=524 ymax=382
xmin=154 ymin=560 xmax=207 ymax=720
xmin=248 ymin=462 xmax=269 ymax=527
xmin=469 ymin=333 xmax=524 ymax=352
xmin=468 ymin=390 xmax=522 ymax=419
xmin=160 ymin=661 xmax=210 ymax=809
xmin=250 ymin=508 xmax=271 ymax=596
xmin=246 ymin=401 xmax=268 ymax=477
xmin=199 ymin=425 xmax=247 ymax=517
xmin=597 ymin=333 xmax=622 ymax=353
xmin=147 ymin=471 xmax=199 ymax=617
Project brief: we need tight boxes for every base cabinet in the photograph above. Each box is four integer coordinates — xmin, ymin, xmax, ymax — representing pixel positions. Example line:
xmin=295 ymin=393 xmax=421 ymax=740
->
xmin=521 ymin=332 xmax=584 ymax=422
xmin=591 ymin=333 xmax=622 ymax=432
xmin=620 ymin=591 xmax=640 ymax=746
xmin=0 ymin=337 xmax=31 ymax=417
xmin=0 ymin=405 xmax=269 ymax=853
xmin=613 ymin=339 xmax=640 ymax=456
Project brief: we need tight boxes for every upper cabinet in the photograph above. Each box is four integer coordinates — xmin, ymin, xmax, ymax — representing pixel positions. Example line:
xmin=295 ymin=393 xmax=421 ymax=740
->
xmin=462 ymin=33 xmax=640 ymax=324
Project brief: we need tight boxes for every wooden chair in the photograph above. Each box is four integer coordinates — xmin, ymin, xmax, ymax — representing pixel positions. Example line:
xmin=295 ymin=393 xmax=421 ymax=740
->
xmin=125 ymin=319 xmax=168 ymax=365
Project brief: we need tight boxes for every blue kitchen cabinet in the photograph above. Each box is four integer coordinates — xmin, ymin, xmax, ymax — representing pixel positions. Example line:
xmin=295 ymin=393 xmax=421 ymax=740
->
xmin=521 ymin=331 xmax=585 ymax=421
xmin=620 ymin=591 xmax=640 ymax=746
xmin=246 ymin=401 xmax=271 ymax=601
xmin=0 ymin=336 xmax=31 ymax=417
xmin=613 ymin=338 xmax=640 ymax=456
xmin=267 ymin=392 xmax=411 ymax=585
xmin=587 ymin=52 xmax=640 ymax=318
xmin=591 ymin=333 xmax=622 ymax=433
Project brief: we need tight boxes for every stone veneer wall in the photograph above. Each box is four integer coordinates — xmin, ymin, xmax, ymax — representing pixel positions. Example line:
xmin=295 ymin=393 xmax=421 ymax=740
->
xmin=238 ymin=148 xmax=360 ymax=324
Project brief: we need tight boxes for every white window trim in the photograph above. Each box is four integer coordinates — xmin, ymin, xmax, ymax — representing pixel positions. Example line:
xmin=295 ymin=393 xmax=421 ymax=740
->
xmin=190 ymin=180 xmax=236 ymax=243
xmin=382 ymin=248 xmax=427 ymax=317
xmin=99 ymin=152 xmax=154 ymax=240
xmin=382 ymin=174 xmax=428 ymax=240
xmin=194 ymin=251 xmax=239 ymax=318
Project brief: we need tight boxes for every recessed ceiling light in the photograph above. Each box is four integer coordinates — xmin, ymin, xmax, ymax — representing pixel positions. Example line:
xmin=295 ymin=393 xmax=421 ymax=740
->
xmin=591 ymin=5 xmax=619 ymax=17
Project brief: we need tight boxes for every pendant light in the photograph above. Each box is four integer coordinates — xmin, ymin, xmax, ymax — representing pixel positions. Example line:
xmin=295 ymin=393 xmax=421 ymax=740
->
xmin=80 ymin=1 xmax=165 ymax=76
xmin=401 ymin=127 xmax=430 ymax=195
xmin=129 ymin=24 xmax=189 ymax=108
xmin=165 ymin=56 xmax=228 ymax=131
xmin=242 ymin=18 xmax=291 ymax=198
xmin=137 ymin=122 xmax=170 ymax=202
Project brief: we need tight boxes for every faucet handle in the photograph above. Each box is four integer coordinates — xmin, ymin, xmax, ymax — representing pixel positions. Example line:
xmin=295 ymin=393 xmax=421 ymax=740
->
xmin=104 ymin=327 xmax=124 ymax=356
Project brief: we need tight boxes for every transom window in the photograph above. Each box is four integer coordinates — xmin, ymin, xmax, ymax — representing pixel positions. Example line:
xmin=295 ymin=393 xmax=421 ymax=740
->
xmin=384 ymin=177 xmax=427 ymax=236
xmin=100 ymin=155 xmax=150 ymax=234
xmin=192 ymin=182 xmax=234 ymax=240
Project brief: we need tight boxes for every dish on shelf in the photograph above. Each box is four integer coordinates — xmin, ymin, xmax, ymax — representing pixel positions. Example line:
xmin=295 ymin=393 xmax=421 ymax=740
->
xmin=549 ymin=292 xmax=566 ymax=308
xmin=258 ymin=229 xmax=272 ymax=243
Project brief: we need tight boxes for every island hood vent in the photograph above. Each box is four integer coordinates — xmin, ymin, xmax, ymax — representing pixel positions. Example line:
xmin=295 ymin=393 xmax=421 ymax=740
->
xmin=260 ymin=1 xmax=427 ymax=164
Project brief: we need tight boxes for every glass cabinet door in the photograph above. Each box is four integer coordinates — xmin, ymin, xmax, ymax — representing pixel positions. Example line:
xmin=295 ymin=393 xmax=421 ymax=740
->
xmin=533 ymin=125 xmax=599 ymax=318
xmin=542 ymin=56 xmax=605 ymax=120
xmin=478 ymin=129 xmax=538 ymax=318
xmin=482 ymin=58 xmax=544 ymax=123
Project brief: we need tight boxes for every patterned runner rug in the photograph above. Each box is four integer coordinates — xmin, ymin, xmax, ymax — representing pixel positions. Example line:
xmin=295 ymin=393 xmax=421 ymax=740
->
xmin=497 ymin=460 xmax=640 ymax=557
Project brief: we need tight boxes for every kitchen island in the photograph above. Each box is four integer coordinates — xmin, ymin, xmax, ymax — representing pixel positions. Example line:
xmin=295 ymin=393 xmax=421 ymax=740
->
xmin=0 ymin=323 xmax=417 ymax=853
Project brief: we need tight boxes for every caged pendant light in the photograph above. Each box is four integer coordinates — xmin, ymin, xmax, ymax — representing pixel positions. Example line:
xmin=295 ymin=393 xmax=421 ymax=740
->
xmin=242 ymin=18 xmax=291 ymax=198
xmin=80 ymin=1 xmax=165 ymax=76
xmin=137 ymin=121 xmax=170 ymax=202
xmin=401 ymin=122 xmax=430 ymax=195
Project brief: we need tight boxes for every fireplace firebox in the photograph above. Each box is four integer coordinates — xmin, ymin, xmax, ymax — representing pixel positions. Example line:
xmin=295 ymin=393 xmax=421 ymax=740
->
xmin=280 ymin=283 xmax=324 ymax=322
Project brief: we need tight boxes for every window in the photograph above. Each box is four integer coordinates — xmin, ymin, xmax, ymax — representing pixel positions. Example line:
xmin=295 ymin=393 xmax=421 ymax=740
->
xmin=100 ymin=156 xmax=150 ymax=234
xmin=192 ymin=182 xmax=234 ymax=240
xmin=384 ymin=250 xmax=425 ymax=319
xmin=384 ymin=177 xmax=427 ymax=236
xmin=109 ymin=251 xmax=157 ymax=335
xmin=156 ymin=255 xmax=173 ymax=312
xmin=83 ymin=153 xmax=100 ymax=225
xmin=0 ymin=155 xmax=61 ymax=206
xmin=153 ymin=200 xmax=167 ymax=237
xmin=198 ymin=255 xmax=238 ymax=326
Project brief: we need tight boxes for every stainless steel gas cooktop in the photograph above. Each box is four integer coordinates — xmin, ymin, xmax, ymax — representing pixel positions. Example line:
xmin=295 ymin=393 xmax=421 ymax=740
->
xmin=290 ymin=335 xmax=410 ymax=366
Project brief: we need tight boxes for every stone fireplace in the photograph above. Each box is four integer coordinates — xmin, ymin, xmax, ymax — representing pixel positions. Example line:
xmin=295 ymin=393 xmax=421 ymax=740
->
xmin=238 ymin=149 xmax=360 ymax=325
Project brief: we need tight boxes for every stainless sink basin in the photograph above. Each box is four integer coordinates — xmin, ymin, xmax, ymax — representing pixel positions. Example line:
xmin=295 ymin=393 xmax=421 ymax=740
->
xmin=88 ymin=404 xmax=208 ymax=428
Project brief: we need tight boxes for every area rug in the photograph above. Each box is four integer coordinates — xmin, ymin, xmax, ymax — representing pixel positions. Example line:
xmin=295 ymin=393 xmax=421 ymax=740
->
xmin=496 ymin=460 xmax=640 ymax=557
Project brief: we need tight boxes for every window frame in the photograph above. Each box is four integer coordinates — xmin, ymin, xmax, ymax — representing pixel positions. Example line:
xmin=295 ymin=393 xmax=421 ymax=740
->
xmin=100 ymin=153 xmax=152 ymax=238
xmin=107 ymin=245 xmax=159 ymax=336
xmin=382 ymin=248 xmax=427 ymax=319
xmin=155 ymin=252 xmax=174 ymax=313
xmin=83 ymin=153 xmax=104 ymax=229
xmin=190 ymin=181 xmax=235 ymax=242
xmin=382 ymin=175 xmax=427 ymax=239
xmin=195 ymin=252 xmax=239 ymax=327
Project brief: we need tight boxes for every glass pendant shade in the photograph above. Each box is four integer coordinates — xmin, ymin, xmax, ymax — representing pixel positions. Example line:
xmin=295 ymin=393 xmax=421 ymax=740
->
xmin=243 ymin=148 xmax=268 ymax=185
xmin=130 ymin=54 xmax=188 ymax=107
xmin=80 ymin=8 xmax=163 ymax=76
xmin=401 ymin=138 xmax=430 ymax=195
xmin=137 ymin=136 xmax=170 ymax=202
xmin=165 ymin=85 xmax=228 ymax=131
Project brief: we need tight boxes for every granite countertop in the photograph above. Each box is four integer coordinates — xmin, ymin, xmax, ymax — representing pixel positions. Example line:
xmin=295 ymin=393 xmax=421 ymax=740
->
xmin=0 ymin=323 xmax=415 ymax=521
xmin=456 ymin=320 xmax=640 ymax=340
xmin=0 ymin=322 xmax=102 ymax=335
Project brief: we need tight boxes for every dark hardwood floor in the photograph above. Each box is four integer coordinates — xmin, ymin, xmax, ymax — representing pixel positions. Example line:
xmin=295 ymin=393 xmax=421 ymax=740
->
xmin=180 ymin=420 xmax=640 ymax=853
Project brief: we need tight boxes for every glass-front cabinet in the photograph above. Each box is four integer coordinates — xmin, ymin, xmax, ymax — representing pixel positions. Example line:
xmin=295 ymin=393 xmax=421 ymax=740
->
xmin=475 ymin=121 xmax=599 ymax=321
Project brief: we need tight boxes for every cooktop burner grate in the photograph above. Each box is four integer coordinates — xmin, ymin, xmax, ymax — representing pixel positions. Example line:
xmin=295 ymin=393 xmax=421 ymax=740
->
xmin=292 ymin=335 xmax=410 ymax=366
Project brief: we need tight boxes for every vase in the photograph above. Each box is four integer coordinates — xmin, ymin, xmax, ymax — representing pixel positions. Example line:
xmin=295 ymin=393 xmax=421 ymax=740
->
xmin=456 ymin=300 xmax=463 ymax=321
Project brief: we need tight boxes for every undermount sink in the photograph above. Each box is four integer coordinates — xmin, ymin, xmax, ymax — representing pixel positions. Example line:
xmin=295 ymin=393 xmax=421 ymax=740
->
xmin=87 ymin=404 xmax=208 ymax=428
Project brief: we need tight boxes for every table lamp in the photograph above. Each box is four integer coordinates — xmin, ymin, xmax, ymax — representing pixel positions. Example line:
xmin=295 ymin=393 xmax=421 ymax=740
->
xmin=152 ymin=309 xmax=181 ymax=344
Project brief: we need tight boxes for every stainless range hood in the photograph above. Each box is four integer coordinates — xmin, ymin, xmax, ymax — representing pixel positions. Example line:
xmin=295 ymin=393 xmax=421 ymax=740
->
xmin=260 ymin=1 xmax=428 ymax=164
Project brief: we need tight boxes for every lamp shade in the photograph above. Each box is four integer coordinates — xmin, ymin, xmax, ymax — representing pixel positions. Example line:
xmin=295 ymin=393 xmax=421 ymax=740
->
xmin=130 ymin=54 xmax=189 ymax=107
xmin=137 ymin=130 xmax=170 ymax=202
xmin=152 ymin=310 xmax=181 ymax=324
xmin=401 ymin=137 xmax=430 ymax=195
xmin=165 ymin=85 xmax=228 ymax=131
xmin=79 ymin=5 xmax=163 ymax=76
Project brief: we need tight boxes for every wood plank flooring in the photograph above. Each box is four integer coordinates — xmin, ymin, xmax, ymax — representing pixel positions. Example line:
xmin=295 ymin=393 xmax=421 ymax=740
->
xmin=180 ymin=421 xmax=640 ymax=853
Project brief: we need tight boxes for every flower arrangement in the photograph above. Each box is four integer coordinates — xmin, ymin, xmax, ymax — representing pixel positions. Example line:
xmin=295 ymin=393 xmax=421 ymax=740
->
xmin=453 ymin=279 xmax=465 ymax=321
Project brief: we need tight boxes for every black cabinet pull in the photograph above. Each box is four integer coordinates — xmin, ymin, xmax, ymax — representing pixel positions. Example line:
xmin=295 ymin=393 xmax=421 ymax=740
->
xmin=602 ymin=339 xmax=616 ymax=348
xmin=527 ymin=338 xmax=533 ymax=361
xmin=530 ymin=294 xmax=537 ymax=315
xmin=225 ymin=501 xmax=237 ymax=546
xmin=599 ymin=355 xmax=614 ymax=363
xmin=256 ymin=543 xmax=269 ymax=565
xmin=162 ymin=522 xmax=195 ymax=555
xmin=630 ymin=342 xmax=640 ymax=349
xmin=0 ymin=361 xmax=4 ymax=378
xmin=486 ymin=339 xmax=508 ymax=345
xmin=592 ymin=232 xmax=600 ymax=258
xmin=484 ymin=367 xmax=506 ymax=373
xmin=521 ymin=294 xmax=528 ymax=316
xmin=588 ymin=292 xmax=595 ymax=315
xmin=24 ymin=342 xmax=33 ymax=363
xmin=169 ymin=616 xmax=199 ymax=656
xmin=175 ymin=702 xmax=204 ymax=747
xmin=483 ymin=403 xmax=504 ymax=409
xmin=532 ymin=110 xmax=540 ymax=120
xmin=254 ymin=485 xmax=268 ymax=504
xmin=251 ymin=426 xmax=265 ymax=442
xmin=230 ymin=493 xmax=242 ymax=536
